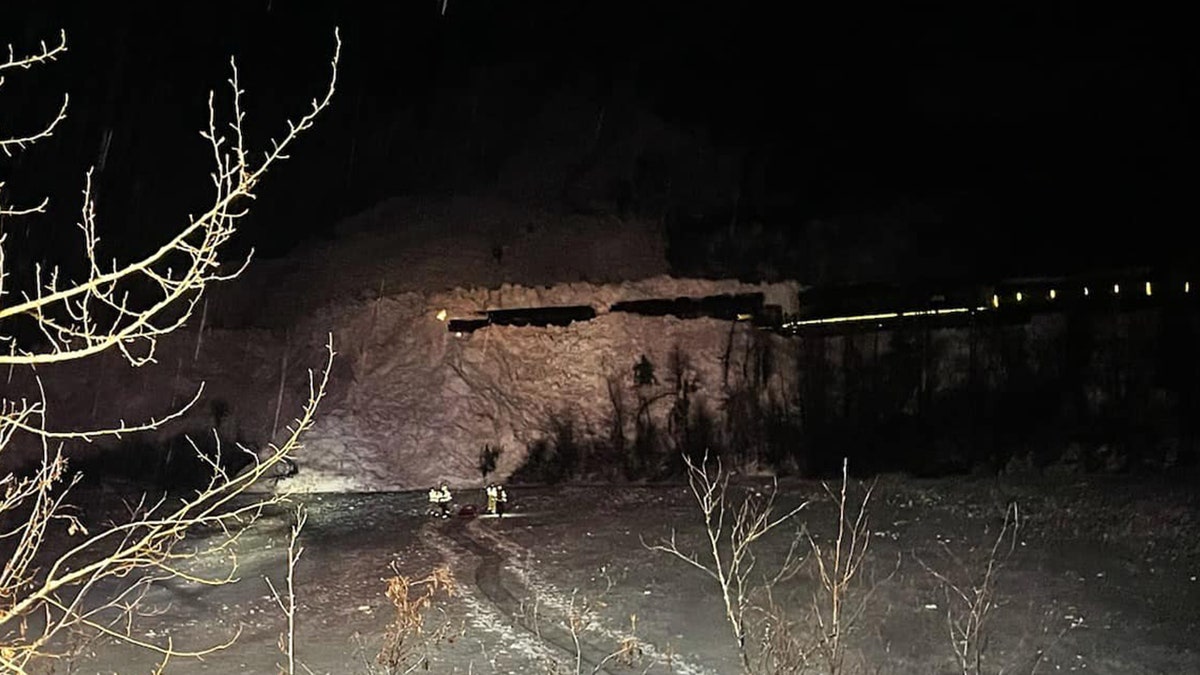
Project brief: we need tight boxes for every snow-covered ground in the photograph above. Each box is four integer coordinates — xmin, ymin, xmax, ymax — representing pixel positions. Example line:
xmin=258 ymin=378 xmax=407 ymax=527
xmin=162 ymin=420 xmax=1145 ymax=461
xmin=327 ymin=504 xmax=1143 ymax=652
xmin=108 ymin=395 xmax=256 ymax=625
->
xmin=64 ymin=473 xmax=1200 ymax=674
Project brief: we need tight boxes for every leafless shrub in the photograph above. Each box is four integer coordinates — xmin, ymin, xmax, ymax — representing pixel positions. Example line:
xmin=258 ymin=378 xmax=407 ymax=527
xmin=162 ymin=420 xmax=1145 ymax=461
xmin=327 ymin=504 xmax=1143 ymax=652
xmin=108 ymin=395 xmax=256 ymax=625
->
xmin=522 ymin=584 xmax=653 ymax=675
xmin=804 ymin=458 xmax=877 ymax=674
xmin=265 ymin=506 xmax=308 ymax=675
xmin=368 ymin=564 xmax=460 ymax=674
xmin=609 ymin=616 xmax=648 ymax=671
xmin=644 ymin=451 xmax=809 ymax=673
xmin=0 ymin=345 xmax=333 ymax=673
xmin=746 ymin=583 xmax=811 ymax=674
xmin=561 ymin=594 xmax=651 ymax=675
xmin=0 ymin=25 xmax=339 ymax=674
xmin=919 ymin=502 xmax=1021 ymax=675
xmin=649 ymin=454 xmax=887 ymax=674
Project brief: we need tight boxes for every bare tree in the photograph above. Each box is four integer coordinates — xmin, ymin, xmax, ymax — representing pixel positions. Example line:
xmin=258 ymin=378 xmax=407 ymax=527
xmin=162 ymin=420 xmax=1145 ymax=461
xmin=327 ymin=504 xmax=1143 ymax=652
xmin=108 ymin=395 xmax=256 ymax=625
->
xmin=919 ymin=502 xmax=1021 ymax=675
xmin=356 ymin=564 xmax=460 ymax=675
xmin=649 ymin=455 xmax=884 ymax=675
xmin=644 ymin=452 xmax=809 ymax=673
xmin=803 ymin=458 xmax=876 ymax=674
xmin=0 ymin=26 xmax=339 ymax=673
xmin=265 ymin=506 xmax=310 ymax=675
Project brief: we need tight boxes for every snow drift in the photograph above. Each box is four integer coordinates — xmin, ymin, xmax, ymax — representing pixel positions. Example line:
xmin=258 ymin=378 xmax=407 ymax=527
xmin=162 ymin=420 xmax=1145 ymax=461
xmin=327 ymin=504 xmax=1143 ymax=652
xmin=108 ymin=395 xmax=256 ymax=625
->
xmin=9 ymin=196 xmax=801 ymax=492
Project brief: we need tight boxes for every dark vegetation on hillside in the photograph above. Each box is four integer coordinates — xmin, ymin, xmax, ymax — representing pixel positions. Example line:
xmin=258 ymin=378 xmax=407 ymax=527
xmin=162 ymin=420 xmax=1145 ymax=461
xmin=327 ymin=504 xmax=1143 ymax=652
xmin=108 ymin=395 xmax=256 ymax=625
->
xmin=512 ymin=303 xmax=1200 ymax=483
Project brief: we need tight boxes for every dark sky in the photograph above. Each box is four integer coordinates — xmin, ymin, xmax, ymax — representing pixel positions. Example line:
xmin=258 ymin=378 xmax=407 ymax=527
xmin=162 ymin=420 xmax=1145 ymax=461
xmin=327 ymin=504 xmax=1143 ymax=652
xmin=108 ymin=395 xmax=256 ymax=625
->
xmin=2 ymin=2 xmax=1195 ymax=282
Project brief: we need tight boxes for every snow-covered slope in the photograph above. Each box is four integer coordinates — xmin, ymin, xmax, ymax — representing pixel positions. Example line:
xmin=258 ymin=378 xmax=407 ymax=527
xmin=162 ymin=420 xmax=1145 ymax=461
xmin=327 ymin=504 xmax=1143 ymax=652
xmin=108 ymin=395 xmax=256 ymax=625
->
xmin=215 ymin=195 xmax=671 ymax=329
xmin=10 ymin=194 xmax=800 ymax=492
xmin=284 ymin=276 xmax=799 ymax=491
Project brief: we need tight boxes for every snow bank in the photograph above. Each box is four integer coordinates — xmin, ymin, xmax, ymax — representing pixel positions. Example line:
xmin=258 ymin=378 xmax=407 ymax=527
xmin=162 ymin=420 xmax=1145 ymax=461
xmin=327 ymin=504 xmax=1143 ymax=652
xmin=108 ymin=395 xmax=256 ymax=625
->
xmin=6 ymin=190 xmax=801 ymax=493
xmin=288 ymin=275 xmax=800 ymax=491
xmin=10 ymin=274 xmax=798 ymax=493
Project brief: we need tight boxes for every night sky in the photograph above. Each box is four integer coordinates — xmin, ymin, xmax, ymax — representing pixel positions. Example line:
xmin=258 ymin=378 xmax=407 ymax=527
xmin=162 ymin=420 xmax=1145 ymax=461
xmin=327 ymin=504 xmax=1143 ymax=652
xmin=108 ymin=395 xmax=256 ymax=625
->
xmin=2 ymin=2 xmax=1194 ymax=284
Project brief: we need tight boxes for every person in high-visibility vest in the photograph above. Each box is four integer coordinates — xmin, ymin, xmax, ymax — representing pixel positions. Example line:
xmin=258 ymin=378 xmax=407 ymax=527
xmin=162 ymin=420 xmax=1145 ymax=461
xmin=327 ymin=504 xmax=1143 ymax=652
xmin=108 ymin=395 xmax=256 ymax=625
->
xmin=495 ymin=484 xmax=508 ymax=517
xmin=485 ymin=484 xmax=498 ymax=515
xmin=429 ymin=484 xmax=452 ymax=518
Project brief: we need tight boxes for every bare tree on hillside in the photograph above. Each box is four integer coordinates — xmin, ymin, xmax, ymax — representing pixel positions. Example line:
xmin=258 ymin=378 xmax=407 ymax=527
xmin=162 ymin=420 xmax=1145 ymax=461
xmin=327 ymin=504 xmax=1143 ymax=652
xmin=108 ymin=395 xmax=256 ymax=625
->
xmin=0 ymin=27 xmax=338 ymax=673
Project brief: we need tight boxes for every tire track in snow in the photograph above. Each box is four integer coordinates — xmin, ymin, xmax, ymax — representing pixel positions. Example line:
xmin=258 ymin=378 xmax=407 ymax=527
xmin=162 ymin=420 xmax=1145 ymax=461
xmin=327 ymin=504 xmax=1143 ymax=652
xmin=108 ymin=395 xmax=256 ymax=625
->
xmin=465 ymin=520 xmax=714 ymax=675
xmin=423 ymin=522 xmax=562 ymax=669
xmin=436 ymin=517 xmax=626 ymax=674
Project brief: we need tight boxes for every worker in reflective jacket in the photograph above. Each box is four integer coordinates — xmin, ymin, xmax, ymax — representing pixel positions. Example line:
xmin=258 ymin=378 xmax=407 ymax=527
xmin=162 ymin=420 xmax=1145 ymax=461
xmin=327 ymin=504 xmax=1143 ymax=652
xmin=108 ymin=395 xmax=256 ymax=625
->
xmin=495 ymin=484 xmax=508 ymax=517
xmin=485 ymin=484 xmax=498 ymax=515
xmin=429 ymin=484 xmax=452 ymax=518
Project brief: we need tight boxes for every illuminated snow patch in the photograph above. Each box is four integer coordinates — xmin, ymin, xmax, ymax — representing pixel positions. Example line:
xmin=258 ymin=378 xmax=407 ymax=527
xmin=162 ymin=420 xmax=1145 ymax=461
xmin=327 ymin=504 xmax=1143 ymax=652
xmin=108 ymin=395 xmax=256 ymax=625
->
xmin=470 ymin=522 xmax=714 ymax=675
xmin=426 ymin=529 xmax=563 ymax=667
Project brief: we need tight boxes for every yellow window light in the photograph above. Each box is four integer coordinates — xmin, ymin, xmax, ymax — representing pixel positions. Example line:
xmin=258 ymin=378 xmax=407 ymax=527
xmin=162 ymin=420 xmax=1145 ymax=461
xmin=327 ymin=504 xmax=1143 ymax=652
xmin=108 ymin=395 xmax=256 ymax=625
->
xmin=784 ymin=306 xmax=974 ymax=328
xmin=1187 ymin=281 xmax=1192 ymax=293
xmin=1049 ymin=289 xmax=1056 ymax=300
xmin=1016 ymin=291 xmax=1023 ymax=302
xmin=787 ymin=311 xmax=899 ymax=326
xmin=992 ymin=294 xmax=999 ymax=309
xmin=1145 ymin=281 xmax=1152 ymax=296
xmin=1113 ymin=283 xmax=1120 ymax=294
xmin=436 ymin=309 xmax=448 ymax=321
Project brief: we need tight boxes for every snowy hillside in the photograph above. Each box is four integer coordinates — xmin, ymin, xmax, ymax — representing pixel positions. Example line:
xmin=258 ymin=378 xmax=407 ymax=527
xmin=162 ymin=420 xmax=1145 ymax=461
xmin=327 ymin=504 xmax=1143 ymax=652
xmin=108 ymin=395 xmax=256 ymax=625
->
xmin=287 ymin=276 xmax=799 ymax=491
xmin=11 ymin=192 xmax=800 ymax=493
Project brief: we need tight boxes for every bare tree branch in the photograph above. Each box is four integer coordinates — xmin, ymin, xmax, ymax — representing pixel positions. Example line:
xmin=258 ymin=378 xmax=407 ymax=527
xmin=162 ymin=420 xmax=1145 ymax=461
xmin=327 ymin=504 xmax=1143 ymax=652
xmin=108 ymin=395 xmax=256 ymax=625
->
xmin=645 ymin=451 xmax=808 ymax=673
xmin=0 ymin=30 xmax=341 ymax=369
xmin=0 ymin=25 xmax=340 ymax=673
